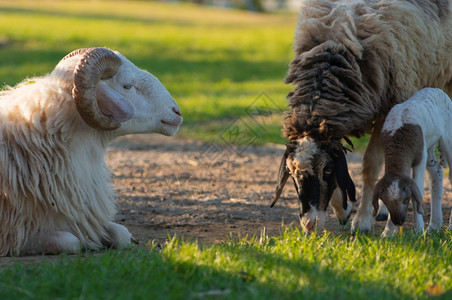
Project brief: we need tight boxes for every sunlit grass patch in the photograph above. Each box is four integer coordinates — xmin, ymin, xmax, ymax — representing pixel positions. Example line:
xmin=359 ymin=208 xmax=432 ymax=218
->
xmin=156 ymin=228 xmax=452 ymax=299
xmin=1 ymin=227 xmax=450 ymax=299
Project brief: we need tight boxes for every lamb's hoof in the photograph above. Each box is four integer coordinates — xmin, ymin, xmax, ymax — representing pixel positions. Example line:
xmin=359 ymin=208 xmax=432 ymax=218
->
xmin=375 ymin=213 xmax=388 ymax=221
xmin=414 ymin=227 xmax=425 ymax=235
xmin=427 ymin=224 xmax=442 ymax=233
xmin=131 ymin=237 xmax=139 ymax=245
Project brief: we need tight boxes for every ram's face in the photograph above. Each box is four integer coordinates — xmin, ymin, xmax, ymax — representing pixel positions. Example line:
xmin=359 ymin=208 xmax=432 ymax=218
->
xmin=286 ymin=137 xmax=337 ymax=231
xmin=104 ymin=54 xmax=183 ymax=136
xmin=52 ymin=47 xmax=182 ymax=135
xmin=272 ymin=137 xmax=356 ymax=232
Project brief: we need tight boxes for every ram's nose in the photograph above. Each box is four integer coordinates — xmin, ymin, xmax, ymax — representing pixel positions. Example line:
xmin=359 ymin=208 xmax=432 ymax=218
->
xmin=305 ymin=220 xmax=316 ymax=232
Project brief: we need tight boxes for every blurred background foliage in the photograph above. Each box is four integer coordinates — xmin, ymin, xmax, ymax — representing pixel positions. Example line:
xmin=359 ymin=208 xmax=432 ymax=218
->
xmin=0 ymin=0 xmax=369 ymax=149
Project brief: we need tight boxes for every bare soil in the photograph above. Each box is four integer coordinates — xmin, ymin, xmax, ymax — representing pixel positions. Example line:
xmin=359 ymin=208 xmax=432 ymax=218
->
xmin=1 ymin=134 xmax=451 ymax=265
xmin=110 ymin=134 xmax=452 ymax=245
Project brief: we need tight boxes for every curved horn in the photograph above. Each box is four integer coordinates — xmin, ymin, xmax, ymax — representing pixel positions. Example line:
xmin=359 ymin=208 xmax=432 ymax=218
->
xmin=270 ymin=151 xmax=290 ymax=208
xmin=61 ymin=48 xmax=90 ymax=61
xmin=409 ymin=180 xmax=424 ymax=215
xmin=71 ymin=47 xmax=122 ymax=130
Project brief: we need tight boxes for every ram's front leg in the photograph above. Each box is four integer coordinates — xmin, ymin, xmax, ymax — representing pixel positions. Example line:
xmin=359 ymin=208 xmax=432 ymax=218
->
xmin=25 ymin=231 xmax=81 ymax=255
xmin=329 ymin=188 xmax=353 ymax=225
xmin=105 ymin=222 xmax=136 ymax=249
xmin=351 ymin=125 xmax=384 ymax=234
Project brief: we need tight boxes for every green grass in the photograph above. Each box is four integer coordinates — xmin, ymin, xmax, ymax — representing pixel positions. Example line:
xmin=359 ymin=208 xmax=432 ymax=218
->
xmin=0 ymin=0 xmax=371 ymax=150
xmin=2 ymin=1 xmax=445 ymax=298
xmin=0 ymin=0 xmax=301 ymax=146
xmin=1 ymin=227 xmax=451 ymax=299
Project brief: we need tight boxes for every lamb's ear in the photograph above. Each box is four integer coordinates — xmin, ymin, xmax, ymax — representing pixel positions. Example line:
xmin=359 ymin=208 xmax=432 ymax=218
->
xmin=333 ymin=148 xmax=356 ymax=209
xmin=410 ymin=180 xmax=424 ymax=215
xmin=271 ymin=150 xmax=291 ymax=208
xmin=96 ymin=81 xmax=135 ymax=123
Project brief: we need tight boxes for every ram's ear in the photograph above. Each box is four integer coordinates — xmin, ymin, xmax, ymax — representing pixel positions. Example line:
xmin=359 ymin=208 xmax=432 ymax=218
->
xmin=271 ymin=149 xmax=291 ymax=208
xmin=333 ymin=148 xmax=356 ymax=209
xmin=96 ymin=81 xmax=135 ymax=123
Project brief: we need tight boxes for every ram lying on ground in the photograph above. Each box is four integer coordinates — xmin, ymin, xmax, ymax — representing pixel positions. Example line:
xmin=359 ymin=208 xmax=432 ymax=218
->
xmin=0 ymin=47 xmax=183 ymax=256
xmin=372 ymin=88 xmax=452 ymax=237
xmin=272 ymin=0 xmax=452 ymax=233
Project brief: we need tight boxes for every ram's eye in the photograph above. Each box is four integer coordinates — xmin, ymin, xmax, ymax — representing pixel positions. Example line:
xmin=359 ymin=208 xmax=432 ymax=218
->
xmin=123 ymin=84 xmax=132 ymax=90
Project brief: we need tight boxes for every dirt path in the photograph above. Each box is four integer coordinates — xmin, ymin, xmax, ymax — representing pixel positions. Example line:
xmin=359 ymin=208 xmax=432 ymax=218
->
xmin=109 ymin=134 xmax=452 ymax=245
xmin=1 ymin=134 xmax=451 ymax=266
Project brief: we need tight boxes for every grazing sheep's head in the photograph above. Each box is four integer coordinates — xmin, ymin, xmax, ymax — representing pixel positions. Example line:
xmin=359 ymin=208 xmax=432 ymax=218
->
xmin=272 ymin=137 xmax=356 ymax=232
xmin=51 ymin=47 xmax=182 ymax=135
xmin=372 ymin=176 xmax=424 ymax=226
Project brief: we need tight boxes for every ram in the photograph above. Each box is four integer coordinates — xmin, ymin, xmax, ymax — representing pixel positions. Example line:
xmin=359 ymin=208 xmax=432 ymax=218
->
xmin=0 ymin=47 xmax=183 ymax=256
xmin=272 ymin=0 xmax=452 ymax=233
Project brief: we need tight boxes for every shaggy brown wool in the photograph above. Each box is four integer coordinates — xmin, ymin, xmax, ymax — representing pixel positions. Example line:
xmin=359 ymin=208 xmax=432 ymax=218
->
xmin=283 ymin=0 xmax=452 ymax=142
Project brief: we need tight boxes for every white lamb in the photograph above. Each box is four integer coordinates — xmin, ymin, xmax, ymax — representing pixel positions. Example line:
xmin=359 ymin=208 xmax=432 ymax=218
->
xmin=372 ymin=88 xmax=452 ymax=237
xmin=0 ymin=47 xmax=183 ymax=256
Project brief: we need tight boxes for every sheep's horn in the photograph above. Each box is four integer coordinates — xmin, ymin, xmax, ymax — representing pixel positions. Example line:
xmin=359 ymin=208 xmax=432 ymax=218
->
xmin=61 ymin=48 xmax=91 ymax=61
xmin=70 ymin=47 xmax=122 ymax=130
xmin=270 ymin=152 xmax=290 ymax=208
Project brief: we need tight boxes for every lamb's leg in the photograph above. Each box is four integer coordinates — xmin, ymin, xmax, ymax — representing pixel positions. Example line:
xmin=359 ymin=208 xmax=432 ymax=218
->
xmin=351 ymin=125 xmax=384 ymax=234
xmin=439 ymin=138 xmax=452 ymax=231
xmin=412 ymin=152 xmax=427 ymax=234
xmin=381 ymin=215 xmax=398 ymax=238
xmin=426 ymin=148 xmax=443 ymax=232
xmin=105 ymin=222 xmax=135 ymax=248
xmin=449 ymin=208 xmax=452 ymax=230
xmin=330 ymin=188 xmax=353 ymax=225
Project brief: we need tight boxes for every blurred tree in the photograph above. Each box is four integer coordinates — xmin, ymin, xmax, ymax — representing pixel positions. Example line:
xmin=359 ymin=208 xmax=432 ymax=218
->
xmin=242 ymin=0 xmax=265 ymax=12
